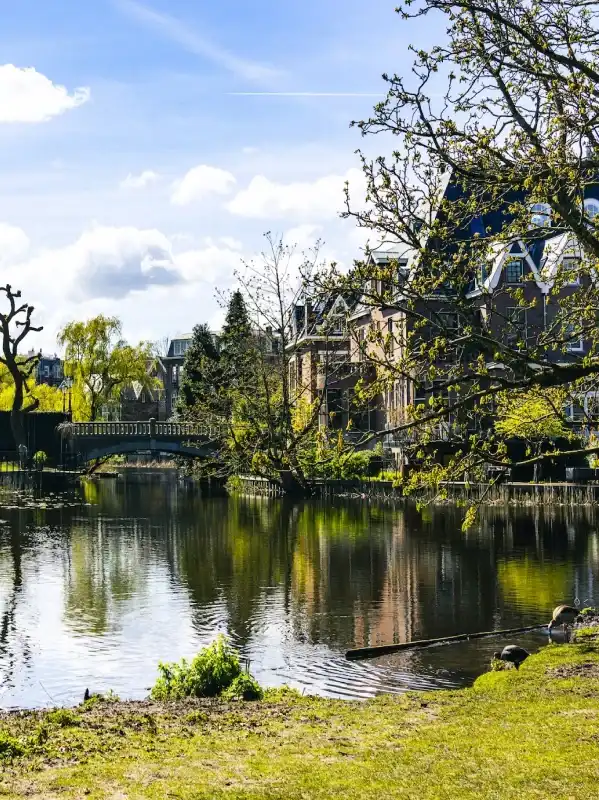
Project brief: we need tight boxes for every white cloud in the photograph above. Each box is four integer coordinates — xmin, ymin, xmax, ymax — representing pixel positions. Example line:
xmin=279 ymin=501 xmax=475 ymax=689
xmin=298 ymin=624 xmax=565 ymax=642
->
xmin=0 ymin=222 xmax=30 ymax=265
xmin=171 ymin=165 xmax=236 ymax=206
xmin=284 ymin=224 xmax=323 ymax=250
xmin=13 ymin=224 xmax=179 ymax=302
xmin=228 ymin=168 xmax=366 ymax=220
xmin=0 ymin=64 xmax=90 ymax=123
xmin=175 ymin=240 xmax=243 ymax=283
xmin=120 ymin=170 xmax=160 ymax=189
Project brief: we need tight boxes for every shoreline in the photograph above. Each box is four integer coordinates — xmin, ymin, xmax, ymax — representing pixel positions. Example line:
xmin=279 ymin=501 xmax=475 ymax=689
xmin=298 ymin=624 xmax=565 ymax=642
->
xmin=2 ymin=643 xmax=599 ymax=798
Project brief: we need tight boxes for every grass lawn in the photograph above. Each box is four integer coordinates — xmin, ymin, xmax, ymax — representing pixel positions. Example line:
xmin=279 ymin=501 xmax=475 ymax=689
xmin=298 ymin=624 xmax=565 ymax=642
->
xmin=2 ymin=643 xmax=599 ymax=798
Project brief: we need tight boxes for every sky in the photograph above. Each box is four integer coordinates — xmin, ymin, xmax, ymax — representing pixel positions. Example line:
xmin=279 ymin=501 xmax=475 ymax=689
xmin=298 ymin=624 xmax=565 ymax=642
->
xmin=0 ymin=0 xmax=433 ymax=352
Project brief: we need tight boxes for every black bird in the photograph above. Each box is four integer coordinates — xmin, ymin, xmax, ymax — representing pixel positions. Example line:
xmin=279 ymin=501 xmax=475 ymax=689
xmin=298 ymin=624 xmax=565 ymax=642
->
xmin=494 ymin=645 xmax=530 ymax=669
xmin=83 ymin=688 xmax=90 ymax=702
xmin=548 ymin=604 xmax=579 ymax=634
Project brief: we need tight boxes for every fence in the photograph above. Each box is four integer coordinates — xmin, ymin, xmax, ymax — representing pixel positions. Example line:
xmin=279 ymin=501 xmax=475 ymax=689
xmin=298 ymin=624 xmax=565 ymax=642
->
xmin=67 ymin=420 xmax=224 ymax=439
xmin=231 ymin=475 xmax=599 ymax=506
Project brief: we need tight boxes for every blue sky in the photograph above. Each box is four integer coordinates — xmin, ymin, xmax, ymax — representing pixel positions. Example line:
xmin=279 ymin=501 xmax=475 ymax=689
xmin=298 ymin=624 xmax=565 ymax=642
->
xmin=0 ymin=0 xmax=433 ymax=351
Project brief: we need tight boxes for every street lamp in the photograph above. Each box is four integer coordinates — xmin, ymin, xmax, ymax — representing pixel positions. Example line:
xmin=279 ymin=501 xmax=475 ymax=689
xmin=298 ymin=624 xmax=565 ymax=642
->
xmin=60 ymin=378 xmax=73 ymax=419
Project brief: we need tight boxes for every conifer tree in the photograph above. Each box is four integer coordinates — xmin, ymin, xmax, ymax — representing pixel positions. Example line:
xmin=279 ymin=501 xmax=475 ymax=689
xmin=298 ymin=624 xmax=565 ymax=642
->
xmin=219 ymin=290 xmax=254 ymax=389
xmin=177 ymin=324 xmax=221 ymax=418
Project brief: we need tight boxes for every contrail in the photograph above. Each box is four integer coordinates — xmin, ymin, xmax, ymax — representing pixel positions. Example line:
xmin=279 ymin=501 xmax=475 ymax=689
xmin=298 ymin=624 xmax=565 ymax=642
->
xmin=227 ymin=91 xmax=382 ymax=97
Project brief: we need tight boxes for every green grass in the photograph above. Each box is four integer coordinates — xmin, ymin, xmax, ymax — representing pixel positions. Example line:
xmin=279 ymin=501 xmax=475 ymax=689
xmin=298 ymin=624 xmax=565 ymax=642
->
xmin=2 ymin=644 xmax=599 ymax=798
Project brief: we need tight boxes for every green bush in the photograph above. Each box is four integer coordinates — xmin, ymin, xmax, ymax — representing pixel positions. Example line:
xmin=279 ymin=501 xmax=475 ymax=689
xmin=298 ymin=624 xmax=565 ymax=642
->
xmin=0 ymin=732 xmax=24 ymax=759
xmin=33 ymin=451 xmax=47 ymax=467
xmin=46 ymin=708 xmax=81 ymax=727
xmin=222 ymin=672 xmax=263 ymax=701
xmin=151 ymin=636 xmax=251 ymax=700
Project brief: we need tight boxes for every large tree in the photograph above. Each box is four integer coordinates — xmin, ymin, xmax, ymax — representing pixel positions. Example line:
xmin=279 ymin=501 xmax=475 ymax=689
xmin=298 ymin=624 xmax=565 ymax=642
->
xmin=177 ymin=324 xmax=222 ymax=418
xmin=219 ymin=290 xmax=254 ymax=390
xmin=317 ymin=0 xmax=599 ymax=501
xmin=58 ymin=315 xmax=155 ymax=421
xmin=186 ymin=236 xmax=341 ymax=490
xmin=0 ymin=285 xmax=43 ymax=452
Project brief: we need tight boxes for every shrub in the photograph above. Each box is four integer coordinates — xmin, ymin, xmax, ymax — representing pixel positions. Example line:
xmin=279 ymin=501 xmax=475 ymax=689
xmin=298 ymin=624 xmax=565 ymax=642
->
xmin=151 ymin=636 xmax=244 ymax=700
xmin=0 ymin=732 xmax=24 ymax=759
xmin=46 ymin=709 xmax=81 ymax=727
xmin=33 ymin=451 xmax=47 ymax=467
xmin=222 ymin=673 xmax=263 ymax=701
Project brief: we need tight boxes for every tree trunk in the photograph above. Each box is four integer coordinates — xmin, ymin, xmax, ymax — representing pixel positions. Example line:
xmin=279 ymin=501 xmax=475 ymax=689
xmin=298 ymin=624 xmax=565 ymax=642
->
xmin=278 ymin=469 xmax=311 ymax=496
xmin=10 ymin=378 xmax=26 ymax=456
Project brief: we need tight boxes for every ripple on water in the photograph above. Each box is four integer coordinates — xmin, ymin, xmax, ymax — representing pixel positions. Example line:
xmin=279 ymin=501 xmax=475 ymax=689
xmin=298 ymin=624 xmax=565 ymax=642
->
xmin=0 ymin=488 xmax=595 ymax=707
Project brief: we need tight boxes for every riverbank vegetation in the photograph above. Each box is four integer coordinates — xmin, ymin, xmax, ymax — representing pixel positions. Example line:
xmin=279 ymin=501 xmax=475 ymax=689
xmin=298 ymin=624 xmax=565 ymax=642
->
xmin=1 ymin=642 xmax=598 ymax=798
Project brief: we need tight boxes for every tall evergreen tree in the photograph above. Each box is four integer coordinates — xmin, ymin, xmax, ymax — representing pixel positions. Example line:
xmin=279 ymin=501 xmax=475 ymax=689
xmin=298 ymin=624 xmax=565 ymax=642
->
xmin=219 ymin=290 xmax=254 ymax=389
xmin=177 ymin=324 xmax=221 ymax=419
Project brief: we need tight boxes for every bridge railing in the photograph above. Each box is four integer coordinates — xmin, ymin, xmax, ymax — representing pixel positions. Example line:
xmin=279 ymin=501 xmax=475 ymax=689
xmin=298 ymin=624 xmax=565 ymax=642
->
xmin=67 ymin=420 xmax=224 ymax=439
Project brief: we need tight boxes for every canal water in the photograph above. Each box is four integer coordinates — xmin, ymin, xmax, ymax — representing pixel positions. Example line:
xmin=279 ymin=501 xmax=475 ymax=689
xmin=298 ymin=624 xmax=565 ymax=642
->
xmin=0 ymin=473 xmax=596 ymax=708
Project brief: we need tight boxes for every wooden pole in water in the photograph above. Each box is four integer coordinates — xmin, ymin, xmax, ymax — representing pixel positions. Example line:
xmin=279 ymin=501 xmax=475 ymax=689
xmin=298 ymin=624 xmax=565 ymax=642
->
xmin=345 ymin=623 xmax=548 ymax=661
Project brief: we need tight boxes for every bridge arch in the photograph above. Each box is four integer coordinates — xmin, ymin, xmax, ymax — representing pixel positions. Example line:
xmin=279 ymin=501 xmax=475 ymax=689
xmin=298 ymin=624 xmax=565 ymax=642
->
xmin=81 ymin=440 xmax=216 ymax=462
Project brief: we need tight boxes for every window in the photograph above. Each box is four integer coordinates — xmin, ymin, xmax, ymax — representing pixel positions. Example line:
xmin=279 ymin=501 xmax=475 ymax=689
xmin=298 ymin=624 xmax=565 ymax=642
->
xmin=506 ymin=307 xmax=527 ymax=347
xmin=356 ymin=328 xmax=366 ymax=361
xmin=530 ymin=203 xmax=552 ymax=228
xmin=584 ymin=198 xmax=599 ymax=221
xmin=414 ymin=382 xmax=428 ymax=404
xmin=562 ymin=256 xmax=581 ymax=286
xmin=565 ymin=400 xmax=585 ymax=422
xmin=565 ymin=323 xmax=584 ymax=352
xmin=387 ymin=318 xmax=394 ymax=334
xmin=505 ymin=259 xmax=524 ymax=284
xmin=329 ymin=316 xmax=344 ymax=335
xmin=439 ymin=312 xmax=459 ymax=333
xmin=173 ymin=340 xmax=182 ymax=356
xmin=587 ymin=395 xmax=599 ymax=421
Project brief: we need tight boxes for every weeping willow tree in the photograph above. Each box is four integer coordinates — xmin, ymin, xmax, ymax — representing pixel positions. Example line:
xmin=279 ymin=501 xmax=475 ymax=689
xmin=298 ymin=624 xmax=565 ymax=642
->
xmin=58 ymin=315 xmax=156 ymax=421
xmin=315 ymin=0 xmax=599 ymax=512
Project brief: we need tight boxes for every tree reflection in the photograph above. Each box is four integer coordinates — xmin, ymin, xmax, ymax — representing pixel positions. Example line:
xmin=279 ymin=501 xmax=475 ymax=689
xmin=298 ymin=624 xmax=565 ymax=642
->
xmin=0 ymin=520 xmax=30 ymax=689
xmin=63 ymin=523 xmax=142 ymax=636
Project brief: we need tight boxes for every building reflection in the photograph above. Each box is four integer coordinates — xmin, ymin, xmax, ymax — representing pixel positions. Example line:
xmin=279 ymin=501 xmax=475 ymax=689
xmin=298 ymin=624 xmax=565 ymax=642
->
xmin=2 ymin=478 xmax=599 ymax=703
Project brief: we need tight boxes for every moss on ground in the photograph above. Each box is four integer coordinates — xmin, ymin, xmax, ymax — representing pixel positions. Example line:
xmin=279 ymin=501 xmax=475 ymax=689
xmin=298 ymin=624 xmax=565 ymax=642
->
xmin=2 ymin=645 xmax=599 ymax=798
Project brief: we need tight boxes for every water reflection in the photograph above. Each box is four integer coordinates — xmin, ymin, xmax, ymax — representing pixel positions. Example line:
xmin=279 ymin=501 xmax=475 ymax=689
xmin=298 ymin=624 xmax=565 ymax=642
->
xmin=0 ymin=474 xmax=598 ymax=707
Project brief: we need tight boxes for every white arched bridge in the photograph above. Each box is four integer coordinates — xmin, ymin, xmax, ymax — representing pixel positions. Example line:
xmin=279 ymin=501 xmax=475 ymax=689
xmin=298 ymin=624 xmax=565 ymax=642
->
xmin=62 ymin=419 xmax=222 ymax=465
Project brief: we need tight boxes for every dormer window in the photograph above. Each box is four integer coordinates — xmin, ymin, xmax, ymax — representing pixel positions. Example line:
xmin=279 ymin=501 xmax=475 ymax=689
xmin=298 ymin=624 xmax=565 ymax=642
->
xmin=530 ymin=203 xmax=551 ymax=228
xmin=505 ymin=258 xmax=524 ymax=284
xmin=584 ymin=198 xmax=599 ymax=222
xmin=329 ymin=316 xmax=344 ymax=335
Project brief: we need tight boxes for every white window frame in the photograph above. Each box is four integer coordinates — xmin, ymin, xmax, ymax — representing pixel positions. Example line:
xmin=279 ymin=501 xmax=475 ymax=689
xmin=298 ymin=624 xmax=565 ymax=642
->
xmin=584 ymin=197 xmax=599 ymax=222
xmin=565 ymin=323 xmax=584 ymax=353
xmin=530 ymin=202 xmax=552 ymax=228
xmin=505 ymin=258 xmax=524 ymax=285
xmin=562 ymin=255 xmax=581 ymax=286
